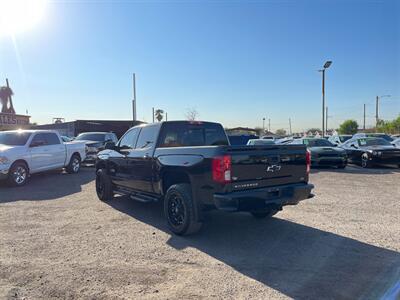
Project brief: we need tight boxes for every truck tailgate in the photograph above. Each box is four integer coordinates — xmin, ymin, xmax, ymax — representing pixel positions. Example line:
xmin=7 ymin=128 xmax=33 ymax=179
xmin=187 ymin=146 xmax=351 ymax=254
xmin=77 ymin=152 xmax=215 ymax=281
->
xmin=226 ymin=145 xmax=308 ymax=191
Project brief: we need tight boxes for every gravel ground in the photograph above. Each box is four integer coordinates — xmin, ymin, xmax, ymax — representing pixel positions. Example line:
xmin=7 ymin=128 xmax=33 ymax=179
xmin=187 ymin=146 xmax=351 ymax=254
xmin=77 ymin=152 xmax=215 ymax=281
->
xmin=0 ymin=166 xmax=399 ymax=300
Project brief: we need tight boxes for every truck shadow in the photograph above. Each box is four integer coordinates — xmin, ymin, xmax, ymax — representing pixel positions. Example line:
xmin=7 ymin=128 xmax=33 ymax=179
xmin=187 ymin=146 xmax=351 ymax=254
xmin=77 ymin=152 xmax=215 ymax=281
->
xmin=107 ymin=197 xmax=400 ymax=300
xmin=0 ymin=168 xmax=94 ymax=203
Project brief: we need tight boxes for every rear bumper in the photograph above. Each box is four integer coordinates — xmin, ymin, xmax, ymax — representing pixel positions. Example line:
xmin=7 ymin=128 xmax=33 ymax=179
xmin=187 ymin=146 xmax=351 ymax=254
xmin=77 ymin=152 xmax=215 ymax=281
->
xmin=214 ymin=183 xmax=314 ymax=212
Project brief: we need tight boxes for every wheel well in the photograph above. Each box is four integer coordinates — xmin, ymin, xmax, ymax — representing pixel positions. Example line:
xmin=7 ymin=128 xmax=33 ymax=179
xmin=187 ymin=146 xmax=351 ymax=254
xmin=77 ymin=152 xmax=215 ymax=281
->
xmin=162 ymin=171 xmax=190 ymax=194
xmin=11 ymin=159 xmax=29 ymax=171
xmin=72 ymin=152 xmax=81 ymax=160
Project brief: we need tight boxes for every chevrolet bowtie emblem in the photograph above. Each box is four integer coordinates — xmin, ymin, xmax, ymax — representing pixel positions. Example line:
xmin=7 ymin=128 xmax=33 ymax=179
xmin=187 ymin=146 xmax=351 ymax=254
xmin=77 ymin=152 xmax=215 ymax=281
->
xmin=267 ymin=165 xmax=281 ymax=172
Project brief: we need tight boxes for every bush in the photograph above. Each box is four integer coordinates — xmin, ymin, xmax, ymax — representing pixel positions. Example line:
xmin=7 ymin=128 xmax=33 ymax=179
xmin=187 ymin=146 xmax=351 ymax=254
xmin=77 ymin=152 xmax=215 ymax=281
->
xmin=338 ymin=120 xmax=359 ymax=135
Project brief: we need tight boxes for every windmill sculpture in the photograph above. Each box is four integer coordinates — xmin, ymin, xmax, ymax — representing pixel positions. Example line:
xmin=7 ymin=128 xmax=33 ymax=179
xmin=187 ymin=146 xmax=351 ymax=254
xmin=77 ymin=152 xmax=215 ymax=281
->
xmin=0 ymin=79 xmax=16 ymax=114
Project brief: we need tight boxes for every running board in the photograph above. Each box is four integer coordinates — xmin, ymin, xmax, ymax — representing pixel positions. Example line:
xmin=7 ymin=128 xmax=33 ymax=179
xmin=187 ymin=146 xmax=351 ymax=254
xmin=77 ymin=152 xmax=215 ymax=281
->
xmin=115 ymin=187 xmax=160 ymax=203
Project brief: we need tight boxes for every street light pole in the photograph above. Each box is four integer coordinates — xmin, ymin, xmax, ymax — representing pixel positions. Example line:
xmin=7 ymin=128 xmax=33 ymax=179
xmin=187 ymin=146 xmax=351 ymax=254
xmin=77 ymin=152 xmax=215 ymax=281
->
xmin=325 ymin=106 xmax=328 ymax=134
xmin=319 ymin=61 xmax=332 ymax=137
xmin=263 ymin=117 xmax=265 ymax=132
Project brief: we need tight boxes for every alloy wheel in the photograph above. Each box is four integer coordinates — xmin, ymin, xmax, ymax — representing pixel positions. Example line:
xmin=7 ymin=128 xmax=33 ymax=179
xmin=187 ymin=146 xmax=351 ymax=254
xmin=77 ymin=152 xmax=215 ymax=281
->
xmin=72 ymin=157 xmax=80 ymax=172
xmin=13 ymin=166 xmax=27 ymax=185
xmin=168 ymin=193 xmax=185 ymax=227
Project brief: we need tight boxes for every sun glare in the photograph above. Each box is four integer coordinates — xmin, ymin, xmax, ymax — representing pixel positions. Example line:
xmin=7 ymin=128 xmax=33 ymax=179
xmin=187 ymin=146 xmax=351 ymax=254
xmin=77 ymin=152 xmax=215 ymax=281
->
xmin=0 ymin=0 xmax=47 ymax=37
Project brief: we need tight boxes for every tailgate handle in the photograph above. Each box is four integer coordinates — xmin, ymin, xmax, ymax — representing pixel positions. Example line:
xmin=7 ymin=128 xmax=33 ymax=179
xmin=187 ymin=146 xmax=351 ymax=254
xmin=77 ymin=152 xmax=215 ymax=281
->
xmin=269 ymin=156 xmax=280 ymax=164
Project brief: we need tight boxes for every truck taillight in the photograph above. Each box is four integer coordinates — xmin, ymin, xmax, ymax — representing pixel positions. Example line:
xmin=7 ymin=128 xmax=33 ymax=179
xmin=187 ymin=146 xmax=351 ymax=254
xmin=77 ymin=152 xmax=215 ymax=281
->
xmin=212 ymin=155 xmax=232 ymax=183
xmin=306 ymin=150 xmax=311 ymax=174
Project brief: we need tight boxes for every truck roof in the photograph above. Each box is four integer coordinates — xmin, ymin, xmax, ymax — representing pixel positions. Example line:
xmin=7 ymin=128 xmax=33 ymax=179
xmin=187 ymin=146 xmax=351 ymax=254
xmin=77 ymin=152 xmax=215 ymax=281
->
xmin=138 ymin=120 xmax=221 ymax=127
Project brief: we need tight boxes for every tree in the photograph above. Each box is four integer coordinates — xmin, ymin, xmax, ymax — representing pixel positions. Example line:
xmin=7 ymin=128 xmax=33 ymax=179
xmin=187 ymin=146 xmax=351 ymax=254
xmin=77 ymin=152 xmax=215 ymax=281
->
xmin=376 ymin=115 xmax=400 ymax=134
xmin=275 ymin=129 xmax=287 ymax=136
xmin=0 ymin=86 xmax=15 ymax=114
xmin=185 ymin=108 xmax=199 ymax=121
xmin=338 ymin=120 xmax=359 ymax=135
xmin=154 ymin=109 xmax=164 ymax=122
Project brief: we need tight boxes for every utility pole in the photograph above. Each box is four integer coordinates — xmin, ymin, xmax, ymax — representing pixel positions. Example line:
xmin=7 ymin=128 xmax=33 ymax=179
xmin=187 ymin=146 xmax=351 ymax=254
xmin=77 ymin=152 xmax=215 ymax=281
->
xmin=322 ymin=69 xmax=325 ymax=137
xmin=132 ymin=73 xmax=137 ymax=121
xmin=375 ymin=96 xmax=379 ymax=128
xmin=289 ymin=118 xmax=292 ymax=135
xmin=268 ymin=118 xmax=271 ymax=132
xmin=152 ymin=107 xmax=155 ymax=123
xmin=262 ymin=118 xmax=265 ymax=132
xmin=376 ymin=95 xmax=391 ymax=128
xmin=165 ymin=112 xmax=168 ymax=121
xmin=363 ymin=104 xmax=366 ymax=130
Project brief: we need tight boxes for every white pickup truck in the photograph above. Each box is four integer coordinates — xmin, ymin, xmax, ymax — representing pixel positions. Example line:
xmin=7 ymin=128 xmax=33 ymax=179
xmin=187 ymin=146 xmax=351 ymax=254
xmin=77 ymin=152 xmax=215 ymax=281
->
xmin=0 ymin=130 xmax=86 ymax=186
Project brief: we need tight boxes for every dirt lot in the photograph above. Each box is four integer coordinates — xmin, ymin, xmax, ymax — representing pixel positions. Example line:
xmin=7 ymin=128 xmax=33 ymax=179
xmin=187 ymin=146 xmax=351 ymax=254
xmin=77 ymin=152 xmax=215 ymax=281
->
xmin=1 ymin=166 xmax=399 ymax=300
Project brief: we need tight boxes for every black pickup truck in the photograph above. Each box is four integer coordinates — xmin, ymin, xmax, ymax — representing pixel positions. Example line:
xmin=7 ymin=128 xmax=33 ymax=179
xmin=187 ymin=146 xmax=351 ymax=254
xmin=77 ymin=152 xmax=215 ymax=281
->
xmin=95 ymin=121 xmax=314 ymax=235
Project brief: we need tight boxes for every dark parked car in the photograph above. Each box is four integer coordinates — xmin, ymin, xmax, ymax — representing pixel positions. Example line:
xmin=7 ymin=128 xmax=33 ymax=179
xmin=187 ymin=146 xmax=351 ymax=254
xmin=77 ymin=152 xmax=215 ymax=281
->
xmin=340 ymin=137 xmax=400 ymax=168
xmin=74 ymin=132 xmax=118 ymax=162
xmin=291 ymin=138 xmax=347 ymax=168
xmin=228 ymin=135 xmax=259 ymax=145
xmin=95 ymin=121 xmax=314 ymax=235
xmin=353 ymin=133 xmax=394 ymax=142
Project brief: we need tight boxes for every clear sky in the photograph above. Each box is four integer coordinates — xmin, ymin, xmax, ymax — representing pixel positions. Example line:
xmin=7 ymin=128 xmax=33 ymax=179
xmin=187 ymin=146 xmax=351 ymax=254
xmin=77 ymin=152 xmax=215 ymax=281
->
xmin=0 ymin=0 xmax=399 ymax=132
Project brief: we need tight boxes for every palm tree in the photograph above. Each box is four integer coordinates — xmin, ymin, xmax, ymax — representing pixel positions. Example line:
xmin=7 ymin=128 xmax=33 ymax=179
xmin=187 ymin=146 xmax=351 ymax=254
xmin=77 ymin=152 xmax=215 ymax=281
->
xmin=0 ymin=86 xmax=15 ymax=114
xmin=155 ymin=109 xmax=164 ymax=122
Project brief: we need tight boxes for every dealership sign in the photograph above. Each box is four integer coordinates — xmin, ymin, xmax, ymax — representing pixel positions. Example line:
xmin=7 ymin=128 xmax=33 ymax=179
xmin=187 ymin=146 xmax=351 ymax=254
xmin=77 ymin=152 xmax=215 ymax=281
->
xmin=0 ymin=113 xmax=30 ymax=127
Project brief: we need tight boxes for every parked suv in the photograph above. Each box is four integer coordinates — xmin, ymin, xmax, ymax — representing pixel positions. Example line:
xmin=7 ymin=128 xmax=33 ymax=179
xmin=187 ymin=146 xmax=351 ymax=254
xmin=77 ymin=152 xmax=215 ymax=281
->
xmin=95 ymin=121 xmax=314 ymax=235
xmin=74 ymin=132 xmax=118 ymax=163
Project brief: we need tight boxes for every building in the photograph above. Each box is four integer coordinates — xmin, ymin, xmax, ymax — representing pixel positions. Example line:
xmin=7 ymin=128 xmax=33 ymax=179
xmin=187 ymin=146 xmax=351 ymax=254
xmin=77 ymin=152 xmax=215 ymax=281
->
xmin=0 ymin=113 xmax=31 ymax=131
xmin=31 ymin=119 xmax=143 ymax=138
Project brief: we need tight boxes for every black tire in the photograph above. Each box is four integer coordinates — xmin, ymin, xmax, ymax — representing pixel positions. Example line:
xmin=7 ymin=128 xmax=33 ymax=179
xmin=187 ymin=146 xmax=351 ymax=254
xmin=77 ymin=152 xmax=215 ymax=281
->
xmin=7 ymin=161 xmax=29 ymax=187
xmin=361 ymin=153 xmax=371 ymax=168
xmin=96 ymin=169 xmax=114 ymax=201
xmin=337 ymin=164 xmax=346 ymax=169
xmin=66 ymin=154 xmax=81 ymax=174
xmin=250 ymin=209 xmax=279 ymax=219
xmin=164 ymin=183 xmax=202 ymax=236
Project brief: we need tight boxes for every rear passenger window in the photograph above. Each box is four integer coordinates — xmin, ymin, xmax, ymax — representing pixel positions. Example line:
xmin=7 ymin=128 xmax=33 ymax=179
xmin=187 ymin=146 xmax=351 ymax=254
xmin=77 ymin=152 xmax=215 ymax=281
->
xmin=136 ymin=126 xmax=159 ymax=149
xmin=158 ymin=122 xmax=228 ymax=148
xmin=45 ymin=133 xmax=61 ymax=145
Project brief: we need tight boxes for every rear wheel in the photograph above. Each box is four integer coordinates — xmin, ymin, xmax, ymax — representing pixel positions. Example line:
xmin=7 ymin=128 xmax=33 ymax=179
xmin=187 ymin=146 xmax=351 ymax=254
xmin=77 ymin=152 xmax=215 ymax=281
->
xmin=164 ymin=183 xmax=202 ymax=235
xmin=250 ymin=209 xmax=279 ymax=219
xmin=8 ymin=162 xmax=29 ymax=187
xmin=66 ymin=154 xmax=81 ymax=174
xmin=96 ymin=169 xmax=114 ymax=201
